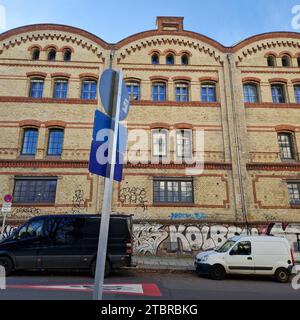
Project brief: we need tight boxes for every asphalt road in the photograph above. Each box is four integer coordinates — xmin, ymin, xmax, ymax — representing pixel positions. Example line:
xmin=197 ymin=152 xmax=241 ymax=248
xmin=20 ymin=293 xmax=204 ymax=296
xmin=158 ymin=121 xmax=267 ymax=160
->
xmin=0 ymin=269 xmax=299 ymax=300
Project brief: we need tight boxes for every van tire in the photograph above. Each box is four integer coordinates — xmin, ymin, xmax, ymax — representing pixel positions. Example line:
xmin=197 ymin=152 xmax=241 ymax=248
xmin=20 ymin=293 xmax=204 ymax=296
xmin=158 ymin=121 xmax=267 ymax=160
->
xmin=210 ymin=265 xmax=226 ymax=281
xmin=275 ymin=268 xmax=290 ymax=283
xmin=0 ymin=256 xmax=13 ymax=276
xmin=91 ymin=259 xmax=111 ymax=278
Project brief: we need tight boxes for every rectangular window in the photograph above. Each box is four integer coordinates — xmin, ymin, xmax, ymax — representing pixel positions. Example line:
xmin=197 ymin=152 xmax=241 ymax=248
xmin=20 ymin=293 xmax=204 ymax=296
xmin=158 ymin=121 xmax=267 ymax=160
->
xmin=201 ymin=84 xmax=217 ymax=102
xmin=271 ymin=84 xmax=286 ymax=103
xmin=29 ymin=79 xmax=44 ymax=98
xmin=152 ymin=130 xmax=168 ymax=157
xmin=294 ymin=85 xmax=300 ymax=103
xmin=13 ymin=177 xmax=57 ymax=204
xmin=176 ymin=130 xmax=192 ymax=159
xmin=53 ymin=80 xmax=68 ymax=99
xmin=21 ymin=128 xmax=38 ymax=156
xmin=152 ymin=83 xmax=166 ymax=102
xmin=287 ymin=182 xmax=300 ymax=205
xmin=153 ymin=178 xmax=194 ymax=204
xmin=278 ymin=133 xmax=295 ymax=160
xmin=244 ymin=84 xmax=259 ymax=103
xmin=175 ymin=84 xmax=189 ymax=102
xmin=126 ymin=83 xmax=140 ymax=101
xmin=81 ymin=80 xmax=97 ymax=99
xmin=48 ymin=129 xmax=64 ymax=156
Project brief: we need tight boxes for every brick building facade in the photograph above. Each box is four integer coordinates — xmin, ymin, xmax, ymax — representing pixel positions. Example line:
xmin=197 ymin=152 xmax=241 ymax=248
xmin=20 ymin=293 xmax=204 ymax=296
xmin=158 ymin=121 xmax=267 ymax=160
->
xmin=0 ymin=16 xmax=300 ymax=233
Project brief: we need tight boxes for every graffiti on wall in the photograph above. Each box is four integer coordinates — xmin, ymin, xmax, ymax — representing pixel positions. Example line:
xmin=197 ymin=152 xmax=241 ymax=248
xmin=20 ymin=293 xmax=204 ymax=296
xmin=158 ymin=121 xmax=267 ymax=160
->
xmin=133 ymin=223 xmax=300 ymax=256
xmin=12 ymin=207 xmax=41 ymax=217
xmin=0 ymin=225 xmax=17 ymax=240
xmin=72 ymin=187 xmax=86 ymax=214
xmin=170 ymin=213 xmax=208 ymax=221
xmin=120 ymin=185 xmax=148 ymax=212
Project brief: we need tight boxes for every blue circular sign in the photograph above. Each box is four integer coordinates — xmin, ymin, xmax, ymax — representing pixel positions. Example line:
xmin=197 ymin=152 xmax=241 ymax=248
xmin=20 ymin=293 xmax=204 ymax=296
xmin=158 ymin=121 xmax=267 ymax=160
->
xmin=99 ymin=69 xmax=130 ymax=121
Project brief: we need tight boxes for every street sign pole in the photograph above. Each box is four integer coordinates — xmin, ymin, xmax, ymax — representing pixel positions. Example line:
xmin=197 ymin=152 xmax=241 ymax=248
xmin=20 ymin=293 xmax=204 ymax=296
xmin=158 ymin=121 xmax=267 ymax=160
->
xmin=93 ymin=70 xmax=123 ymax=301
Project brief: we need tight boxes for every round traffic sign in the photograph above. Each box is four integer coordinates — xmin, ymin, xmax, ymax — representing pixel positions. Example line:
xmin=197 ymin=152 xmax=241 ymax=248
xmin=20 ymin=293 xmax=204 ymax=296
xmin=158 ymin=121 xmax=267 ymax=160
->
xmin=99 ymin=69 xmax=130 ymax=121
xmin=4 ymin=194 xmax=13 ymax=203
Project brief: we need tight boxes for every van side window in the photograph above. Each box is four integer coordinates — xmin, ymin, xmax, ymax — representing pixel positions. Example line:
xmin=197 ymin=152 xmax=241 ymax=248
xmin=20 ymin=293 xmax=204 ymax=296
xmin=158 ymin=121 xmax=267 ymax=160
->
xmin=16 ymin=220 xmax=44 ymax=240
xmin=230 ymin=241 xmax=252 ymax=256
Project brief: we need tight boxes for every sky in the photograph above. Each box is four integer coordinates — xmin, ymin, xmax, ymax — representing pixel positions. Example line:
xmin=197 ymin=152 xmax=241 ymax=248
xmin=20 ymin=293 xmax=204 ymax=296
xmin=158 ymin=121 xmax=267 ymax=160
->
xmin=0 ymin=0 xmax=300 ymax=46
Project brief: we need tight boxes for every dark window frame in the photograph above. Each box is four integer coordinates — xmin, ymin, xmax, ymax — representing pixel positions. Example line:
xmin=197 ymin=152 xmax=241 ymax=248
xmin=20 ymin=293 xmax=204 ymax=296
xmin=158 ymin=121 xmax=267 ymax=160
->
xmin=271 ymin=84 xmax=286 ymax=103
xmin=13 ymin=177 xmax=58 ymax=205
xmin=153 ymin=178 xmax=194 ymax=204
xmin=47 ymin=128 xmax=64 ymax=156
xmin=277 ymin=132 xmax=296 ymax=161
xmin=21 ymin=128 xmax=39 ymax=156
xmin=152 ymin=82 xmax=167 ymax=102
xmin=29 ymin=78 xmax=44 ymax=98
xmin=243 ymin=83 xmax=259 ymax=103
xmin=81 ymin=79 xmax=97 ymax=100
xmin=201 ymin=82 xmax=217 ymax=102
xmin=53 ymin=79 xmax=68 ymax=99
xmin=287 ymin=181 xmax=300 ymax=205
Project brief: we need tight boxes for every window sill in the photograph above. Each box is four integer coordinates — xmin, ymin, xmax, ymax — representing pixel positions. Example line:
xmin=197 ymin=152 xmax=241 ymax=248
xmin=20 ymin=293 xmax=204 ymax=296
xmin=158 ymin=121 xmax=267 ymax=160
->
xmin=153 ymin=203 xmax=195 ymax=207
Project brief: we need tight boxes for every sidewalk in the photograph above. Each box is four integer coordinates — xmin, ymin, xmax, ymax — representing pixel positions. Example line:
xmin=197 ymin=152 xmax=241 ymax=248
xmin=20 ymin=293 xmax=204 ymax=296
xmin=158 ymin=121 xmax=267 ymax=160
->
xmin=132 ymin=256 xmax=195 ymax=272
xmin=132 ymin=256 xmax=300 ymax=272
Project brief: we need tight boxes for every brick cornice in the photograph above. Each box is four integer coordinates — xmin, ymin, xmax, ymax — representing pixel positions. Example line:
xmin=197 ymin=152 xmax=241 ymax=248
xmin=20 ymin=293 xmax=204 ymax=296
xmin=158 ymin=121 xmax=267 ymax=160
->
xmin=275 ymin=125 xmax=296 ymax=132
xmin=50 ymin=72 xmax=71 ymax=79
xmin=268 ymin=78 xmax=288 ymax=84
xmin=199 ymin=76 xmax=219 ymax=83
xmin=45 ymin=121 xmax=67 ymax=128
xmin=0 ymin=96 xmax=97 ymax=105
xmin=131 ymin=100 xmax=221 ymax=108
xmin=247 ymin=163 xmax=300 ymax=171
xmin=242 ymin=77 xmax=261 ymax=83
xmin=19 ymin=120 xmax=42 ymax=128
xmin=245 ymin=102 xmax=300 ymax=109
xmin=26 ymin=72 xmax=47 ymax=78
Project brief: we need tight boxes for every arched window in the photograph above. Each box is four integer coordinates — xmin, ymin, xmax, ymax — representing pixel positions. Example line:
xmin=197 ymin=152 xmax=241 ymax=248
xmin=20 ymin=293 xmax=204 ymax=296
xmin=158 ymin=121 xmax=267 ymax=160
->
xmin=53 ymin=79 xmax=68 ymax=99
xmin=294 ymin=85 xmax=300 ymax=103
xmin=267 ymin=56 xmax=276 ymax=67
xmin=29 ymin=78 xmax=44 ymax=98
xmin=175 ymin=82 xmax=189 ymax=102
xmin=63 ymin=49 xmax=72 ymax=62
xmin=201 ymin=82 xmax=217 ymax=102
xmin=243 ymin=83 xmax=259 ymax=103
xmin=282 ymin=55 xmax=291 ymax=67
xmin=126 ymin=82 xmax=140 ymax=101
xmin=152 ymin=82 xmax=166 ymax=102
xmin=81 ymin=79 xmax=97 ymax=99
xmin=181 ymin=54 xmax=189 ymax=65
xmin=277 ymin=132 xmax=296 ymax=160
xmin=48 ymin=128 xmax=64 ymax=156
xmin=32 ymin=48 xmax=40 ymax=60
xmin=151 ymin=54 xmax=159 ymax=65
xmin=152 ymin=129 xmax=168 ymax=158
xmin=271 ymin=84 xmax=286 ymax=103
xmin=166 ymin=54 xmax=174 ymax=65
xmin=21 ymin=128 xmax=38 ymax=156
xmin=297 ymin=57 xmax=300 ymax=67
xmin=48 ymin=49 xmax=57 ymax=61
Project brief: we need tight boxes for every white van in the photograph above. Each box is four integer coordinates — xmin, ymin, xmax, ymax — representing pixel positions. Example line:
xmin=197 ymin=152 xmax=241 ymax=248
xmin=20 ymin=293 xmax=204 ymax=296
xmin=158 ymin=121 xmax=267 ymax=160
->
xmin=195 ymin=236 xmax=295 ymax=283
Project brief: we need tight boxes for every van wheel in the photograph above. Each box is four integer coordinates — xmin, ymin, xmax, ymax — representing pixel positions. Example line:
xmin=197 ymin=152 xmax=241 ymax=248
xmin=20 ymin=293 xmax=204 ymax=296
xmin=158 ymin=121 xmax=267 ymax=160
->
xmin=275 ymin=268 xmax=290 ymax=283
xmin=210 ymin=265 xmax=226 ymax=281
xmin=91 ymin=259 xmax=111 ymax=278
xmin=0 ymin=257 xmax=13 ymax=276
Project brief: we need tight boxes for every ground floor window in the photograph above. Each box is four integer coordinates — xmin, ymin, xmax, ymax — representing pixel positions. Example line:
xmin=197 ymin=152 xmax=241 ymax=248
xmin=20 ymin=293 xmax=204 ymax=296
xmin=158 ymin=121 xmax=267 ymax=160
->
xmin=13 ymin=177 xmax=57 ymax=204
xmin=153 ymin=178 xmax=194 ymax=204
xmin=288 ymin=182 xmax=300 ymax=205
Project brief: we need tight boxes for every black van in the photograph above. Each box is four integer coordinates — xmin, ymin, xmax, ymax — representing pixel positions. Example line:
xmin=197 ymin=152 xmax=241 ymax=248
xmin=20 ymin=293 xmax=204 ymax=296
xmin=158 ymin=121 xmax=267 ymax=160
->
xmin=0 ymin=214 xmax=133 ymax=277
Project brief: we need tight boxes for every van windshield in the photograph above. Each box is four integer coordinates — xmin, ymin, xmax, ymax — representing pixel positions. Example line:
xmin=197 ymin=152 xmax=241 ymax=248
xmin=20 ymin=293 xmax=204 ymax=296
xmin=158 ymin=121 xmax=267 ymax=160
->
xmin=215 ymin=240 xmax=236 ymax=253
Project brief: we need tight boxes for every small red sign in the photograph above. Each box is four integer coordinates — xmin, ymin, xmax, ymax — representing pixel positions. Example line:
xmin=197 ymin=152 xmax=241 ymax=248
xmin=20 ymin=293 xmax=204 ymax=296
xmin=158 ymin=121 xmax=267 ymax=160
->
xmin=3 ymin=194 xmax=13 ymax=203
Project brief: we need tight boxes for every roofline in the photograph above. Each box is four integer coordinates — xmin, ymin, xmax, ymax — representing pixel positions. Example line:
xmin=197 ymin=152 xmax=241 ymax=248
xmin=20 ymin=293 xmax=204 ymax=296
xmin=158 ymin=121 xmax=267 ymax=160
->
xmin=0 ymin=23 xmax=110 ymax=49
xmin=1 ymin=24 xmax=300 ymax=53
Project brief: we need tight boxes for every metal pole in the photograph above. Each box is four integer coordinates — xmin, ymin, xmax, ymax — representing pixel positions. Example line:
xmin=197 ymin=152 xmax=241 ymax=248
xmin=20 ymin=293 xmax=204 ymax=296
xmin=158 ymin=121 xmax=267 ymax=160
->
xmin=93 ymin=70 xmax=123 ymax=301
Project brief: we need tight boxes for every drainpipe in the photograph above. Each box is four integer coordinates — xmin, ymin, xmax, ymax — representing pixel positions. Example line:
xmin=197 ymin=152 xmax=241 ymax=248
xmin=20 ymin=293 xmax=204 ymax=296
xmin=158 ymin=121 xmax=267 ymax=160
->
xmin=227 ymin=53 xmax=250 ymax=235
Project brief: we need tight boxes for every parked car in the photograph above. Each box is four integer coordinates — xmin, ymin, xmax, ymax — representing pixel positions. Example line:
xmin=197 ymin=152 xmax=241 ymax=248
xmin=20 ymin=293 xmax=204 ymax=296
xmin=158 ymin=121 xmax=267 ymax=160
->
xmin=0 ymin=214 xmax=133 ymax=277
xmin=195 ymin=236 xmax=295 ymax=283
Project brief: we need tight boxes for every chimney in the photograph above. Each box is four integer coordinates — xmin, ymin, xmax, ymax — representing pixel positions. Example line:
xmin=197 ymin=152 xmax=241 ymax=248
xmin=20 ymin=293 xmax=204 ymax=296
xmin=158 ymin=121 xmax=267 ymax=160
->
xmin=156 ymin=16 xmax=184 ymax=32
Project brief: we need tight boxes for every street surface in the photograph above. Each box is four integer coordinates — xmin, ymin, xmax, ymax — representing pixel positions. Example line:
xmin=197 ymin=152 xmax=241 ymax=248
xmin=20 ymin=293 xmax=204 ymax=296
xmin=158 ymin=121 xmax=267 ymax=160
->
xmin=0 ymin=270 xmax=299 ymax=300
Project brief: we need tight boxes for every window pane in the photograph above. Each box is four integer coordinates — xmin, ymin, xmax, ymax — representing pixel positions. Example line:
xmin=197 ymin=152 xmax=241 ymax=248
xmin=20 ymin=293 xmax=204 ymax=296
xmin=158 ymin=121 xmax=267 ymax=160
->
xmin=152 ymin=83 xmax=166 ymax=101
xmin=153 ymin=130 xmax=167 ymax=157
xmin=175 ymin=84 xmax=189 ymax=102
xmin=126 ymin=83 xmax=140 ymax=101
xmin=29 ymin=80 xmax=44 ymax=98
xmin=153 ymin=179 xmax=193 ymax=204
xmin=278 ymin=133 xmax=294 ymax=160
xmin=288 ymin=183 xmax=300 ymax=205
xmin=81 ymin=81 xmax=97 ymax=99
xmin=244 ymin=84 xmax=258 ymax=103
xmin=54 ymin=81 xmax=68 ymax=99
xmin=272 ymin=85 xmax=285 ymax=103
xmin=13 ymin=179 xmax=57 ymax=204
xmin=48 ymin=129 xmax=64 ymax=156
xmin=295 ymin=86 xmax=300 ymax=103
xmin=22 ymin=129 xmax=38 ymax=155
xmin=177 ymin=130 xmax=192 ymax=158
xmin=202 ymin=84 xmax=216 ymax=102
